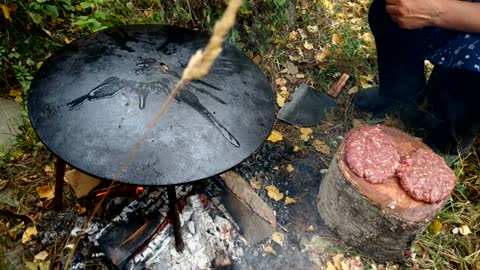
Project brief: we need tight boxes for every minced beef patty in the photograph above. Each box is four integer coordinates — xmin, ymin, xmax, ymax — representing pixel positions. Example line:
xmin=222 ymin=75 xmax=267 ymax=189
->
xmin=396 ymin=148 xmax=456 ymax=203
xmin=345 ymin=126 xmax=400 ymax=184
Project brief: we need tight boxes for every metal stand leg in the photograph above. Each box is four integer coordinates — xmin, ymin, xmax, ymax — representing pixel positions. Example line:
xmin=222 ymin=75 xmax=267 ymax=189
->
xmin=167 ymin=185 xmax=184 ymax=252
xmin=53 ymin=158 xmax=66 ymax=211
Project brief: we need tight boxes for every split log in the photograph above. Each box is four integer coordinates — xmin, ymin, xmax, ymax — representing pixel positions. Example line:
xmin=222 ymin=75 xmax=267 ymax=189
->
xmin=317 ymin=125 xmax=450 ymax=262
xmin=220 ymin=171 xmax=276 ymax=244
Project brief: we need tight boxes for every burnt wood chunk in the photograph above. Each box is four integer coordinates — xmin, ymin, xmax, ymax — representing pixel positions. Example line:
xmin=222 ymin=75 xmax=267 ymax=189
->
xmin=317 ymin=125 xmax=452 ymax=262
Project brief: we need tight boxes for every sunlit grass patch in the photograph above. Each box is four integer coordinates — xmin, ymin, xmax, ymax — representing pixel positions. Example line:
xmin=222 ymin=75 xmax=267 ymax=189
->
xmin=408 ymin=144 xmax=480 ymax=270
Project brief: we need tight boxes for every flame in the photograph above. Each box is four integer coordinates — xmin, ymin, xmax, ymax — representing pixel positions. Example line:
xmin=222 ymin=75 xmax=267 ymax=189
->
xmin=95 ymin=190 xmax=109 ymax=198
xmin=136 ymin=187 xmax=144 ymax=196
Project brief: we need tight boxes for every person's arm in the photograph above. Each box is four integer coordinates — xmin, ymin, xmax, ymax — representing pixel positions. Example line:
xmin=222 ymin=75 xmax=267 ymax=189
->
xmin=386 ymin=0 xmax=480 ymax=33
xmin=433 ymin=0 xmax=480 ymax=33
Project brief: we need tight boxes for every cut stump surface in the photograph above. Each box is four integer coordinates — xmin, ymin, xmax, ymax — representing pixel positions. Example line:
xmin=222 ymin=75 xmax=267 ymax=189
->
xmin=317 ymin=125 xmax=451 ymax=262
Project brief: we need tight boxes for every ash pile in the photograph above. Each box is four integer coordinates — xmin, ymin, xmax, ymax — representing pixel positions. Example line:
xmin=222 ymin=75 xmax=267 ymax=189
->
xmin=65 ymin=184 xmax=245 ymax=269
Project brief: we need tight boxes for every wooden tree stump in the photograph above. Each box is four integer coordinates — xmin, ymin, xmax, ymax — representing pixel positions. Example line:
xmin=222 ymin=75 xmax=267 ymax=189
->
xmin=317 ymin=125 xmax=450 ymax=262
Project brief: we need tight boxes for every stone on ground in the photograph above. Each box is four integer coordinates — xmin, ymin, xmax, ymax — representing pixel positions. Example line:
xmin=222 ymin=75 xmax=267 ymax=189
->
xmin=0 ymin=98 xmax=22 ymax=148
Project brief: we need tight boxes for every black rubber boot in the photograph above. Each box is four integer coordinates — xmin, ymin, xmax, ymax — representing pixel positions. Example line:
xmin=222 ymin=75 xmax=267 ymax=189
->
xmin=423 ymin=66 xmax=480 ymax=158
xmin=354 ymin=0 xmax=427 ymax=114
xmin=353 ymin=87 xmax=399 ymax=114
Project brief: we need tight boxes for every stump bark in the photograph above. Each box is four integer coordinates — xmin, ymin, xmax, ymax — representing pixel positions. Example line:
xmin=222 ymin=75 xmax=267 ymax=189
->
xmin=317 ymin=125 xmax=450 ymax=262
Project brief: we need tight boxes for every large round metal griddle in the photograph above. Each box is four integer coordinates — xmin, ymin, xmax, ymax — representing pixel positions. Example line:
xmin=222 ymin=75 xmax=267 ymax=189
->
xmin=27 ymin=25 xmax=275 ymax=186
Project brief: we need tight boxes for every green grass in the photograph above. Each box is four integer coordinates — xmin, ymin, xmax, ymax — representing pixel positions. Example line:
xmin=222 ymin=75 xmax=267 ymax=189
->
xmin=0 ymin=0 xmax=478 ymax=269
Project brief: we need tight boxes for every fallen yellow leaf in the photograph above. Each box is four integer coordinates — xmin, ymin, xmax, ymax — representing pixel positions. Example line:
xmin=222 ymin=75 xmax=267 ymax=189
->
xmin=267 ymin=130 xmax=283 ymax=143
xmin=295 ymin=73 xmax=305 ymax=79
xmin=352 ymin=119 xmax=365 ymax=128
xmin=64 ymin=37 xmax=71 ymax=44
xmin=307 ymin=25 xmax=318 ymax=33
xmin=333 ymin=253 xmax=345 ymax=269
xmin=250 ymin=177 xmax=262 ymax=190
xmin=286 ymin=164 xmax=294 ymax=172
xmin=326 ymin=261 xmax=336 ymax=270
xmin=351 ymin=25 xmax=362 ymax=32
xmin=361 ymin=32 xmax=375 ymax=48
xmin=25 ymin=260 xmax=50 ymax=270
xmin=44 ymin=165 xmax=54 ymax=177
xmin=9 ymin=89 xmax=22 ymax=98
xmin=275 ymin=77 xmax=288 ymax=86
xmin=265 ymin=185 xmax=284 ymax=201
xmin=360 ymin=73 xmax=376 ymax=89
xmin=75 ymin=4 xmax=83 ymax=11
xmin=34 ymin=250 xmax=49 ymax=261
xmin=299 ymin=127 xmax=313 ymax=141
xmin=240 ymin=9 xmax=252 ymax=15
xmin=303 ymin=41 xmax=314 ymax=50
xmin=315 ymin=49 xmax=330 ymax=63
xmin=276 ymin=92 xmax=286 ymax=107
xmin=427 ymin=219 xmax=442 ymax=235
xmin=297 ymin=28 xmax=307 ymax=40
xmin=322 ymin=0 xmax=334 ymax=13
xmin=263 ymin=244 xmax=276 ymax=255
xmin=288 ymin=30 xmax=298 ymax=41
xmin=307 ymin=225 xmax=315 ymax=231
xmin=143 ymin=8 xmax=154 ymax=17
xmin=276 ymin=87 xmax=289 ymax=108
xmin=36 ymin=185 xmax=54 ymax=200
xmin=313 ymin=140 xmax=331 ymax=155
xmin=332 ymin=33 xmax=343 ymax=46
xmin=22 ymin=226 xmax=38 ymax=244
xmin=293 ymin=146 xmax=300 ymax=152
xmin=1 ymin=4 xmax=11 ymax=22
xmin=253 ymin=55 xmax=262 ymax=64
xmin=459 ymin=225 xmax=472 ymax=236
xmin=285 ymin=196 xmax=296 ymax=205
xmin=271 ymin=232 xmax=285 ymax=247
xmin=347 ymin=86 xmax=359 ymax=95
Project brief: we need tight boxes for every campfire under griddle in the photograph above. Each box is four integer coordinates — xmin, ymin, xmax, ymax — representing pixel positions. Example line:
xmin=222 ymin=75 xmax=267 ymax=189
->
xmin=65 ymin=181 xmax=246 ymax=270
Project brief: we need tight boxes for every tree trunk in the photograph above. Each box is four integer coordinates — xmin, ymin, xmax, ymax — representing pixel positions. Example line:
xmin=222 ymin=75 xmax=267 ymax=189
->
xmin=317 ymin=125 xmax=449 ymax=262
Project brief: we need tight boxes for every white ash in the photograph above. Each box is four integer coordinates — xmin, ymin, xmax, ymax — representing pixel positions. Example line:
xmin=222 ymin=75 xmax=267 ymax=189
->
xmin=95 ymin=186 xmax=190 ymax=242
xmin=126 ymin=194 xmax=244 ymax=270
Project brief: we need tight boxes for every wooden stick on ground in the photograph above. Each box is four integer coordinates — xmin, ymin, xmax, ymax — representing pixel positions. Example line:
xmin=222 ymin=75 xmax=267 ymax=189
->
xmin=327 ymin=73 xmax=350 ymax=97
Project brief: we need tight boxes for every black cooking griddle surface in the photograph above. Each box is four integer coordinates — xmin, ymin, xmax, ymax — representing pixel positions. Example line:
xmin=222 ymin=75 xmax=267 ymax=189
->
xmin=27 ymin=25 xmax=275 ymax=185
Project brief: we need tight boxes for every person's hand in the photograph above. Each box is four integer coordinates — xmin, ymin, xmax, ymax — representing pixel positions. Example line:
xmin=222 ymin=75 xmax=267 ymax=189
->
xmin=386 ymin=0 xmax=446 ymax=29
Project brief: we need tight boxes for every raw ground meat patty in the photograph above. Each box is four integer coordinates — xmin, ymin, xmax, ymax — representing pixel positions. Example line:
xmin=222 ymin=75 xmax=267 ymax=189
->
xmin=396 ymin=148 xmax=456 ymax=203
xmin=345 ymin=126 xmax=400 ymax=184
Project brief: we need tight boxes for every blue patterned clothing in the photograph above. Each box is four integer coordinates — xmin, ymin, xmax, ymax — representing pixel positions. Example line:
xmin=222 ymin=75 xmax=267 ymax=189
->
xmin=423 ymin=1 xmax=480 ymax=72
